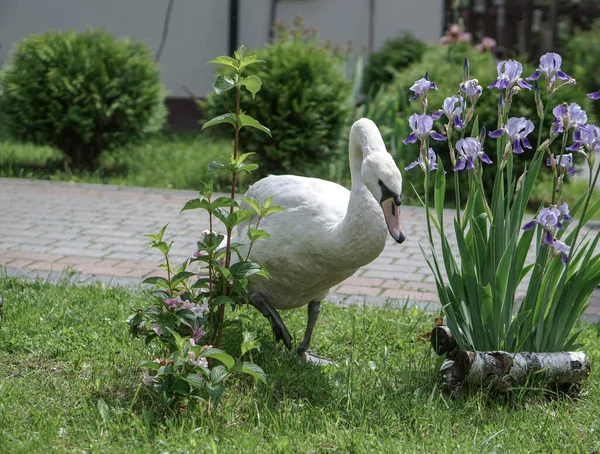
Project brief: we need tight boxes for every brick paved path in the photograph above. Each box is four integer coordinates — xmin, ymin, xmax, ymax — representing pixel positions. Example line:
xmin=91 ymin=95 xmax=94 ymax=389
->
xmin=1 ymin=178 xmax=598 ymax=321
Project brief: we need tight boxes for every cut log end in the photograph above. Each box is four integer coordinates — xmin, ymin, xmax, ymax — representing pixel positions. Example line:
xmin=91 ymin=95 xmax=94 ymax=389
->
xmin=430 ymin=325 xmax=458 ymax=358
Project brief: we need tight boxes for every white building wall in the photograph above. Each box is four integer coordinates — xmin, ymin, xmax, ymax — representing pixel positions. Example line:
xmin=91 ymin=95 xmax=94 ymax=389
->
xmin=0 ymin=0 xmax=442 ymax=98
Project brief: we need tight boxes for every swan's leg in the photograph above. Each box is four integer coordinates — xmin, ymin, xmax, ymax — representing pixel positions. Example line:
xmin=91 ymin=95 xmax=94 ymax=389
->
xmin=297 ymin=300 xmax=337 ymax=366
xmin=247 ymin=292 xmax=292 ymax=349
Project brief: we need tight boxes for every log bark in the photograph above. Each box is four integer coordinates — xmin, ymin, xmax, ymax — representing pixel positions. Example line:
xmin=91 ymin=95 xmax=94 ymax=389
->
xmin=441 ymin=350 xmax=590 ymax=393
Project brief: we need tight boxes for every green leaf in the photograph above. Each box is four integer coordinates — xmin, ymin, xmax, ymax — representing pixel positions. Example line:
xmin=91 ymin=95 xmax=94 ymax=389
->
xmin=214 ymin=75 xmax=235 ymax=96
xmin=230 ymin=361 xmax=267 ymax=384
xmin=240 ymin=75 xmax=262 ymax=99
xmin=247 ymin=228 xmax=270 ymax=242
xmin=141 ymin=276 xmax=170 ymax=288
xmin=202 ymin=348 xmax=235 ymax=369
xmin=241 ymin=331 xmax=261 ymax=356
xmin=241 ymin=197 xmax=261 ymax=215
xmin=238 ymin=164 xmax=259 ymax=174
xmin=171 ymin=271 xmax=196 ymax=287
xmin=206 ymin=55 xmax=238 ymax=69
xmin=139 ymin=360 xmax=161 ymax=370
xmin=236 ymin=152 xmax=255 ymax=165
xmin=434 ymin=158 xmax=446 ymax=232
xmin=239 ymin=55 xmax=266 ymax=69
xmin=207 ymin=161 xmax=226 ymax=173
xmin=144 ymin=224 xmax=169 ymax=242
xmin=184 ymin=373 xmax=204 ymax=391
xmin=202 ymin=113 xmax=236 ymax=131
xmin=206 ymin=382 xmax=224 ymax=406
xmin=97 ymin=398 xmax=110 ymax=424
xmin=210 ymin=365 xmax=229 ymax=383
xmin=209 ymin=196 xmax=238 ymax=210
xmin=471 ymin=115 xmax=479 ymax=138
xmin=263 ymin=205 xmax=286 ymax=216
xmin=230 ymin=261 xmax=264 ymax=280
xmin=155 ymin=241 xmax=173 ymax=256
xmin=238 ymin=112 xmax=271 ymax=136
xmin=212 ymin=295 xmax=238 ymax=307
xmin=217 ymin=209 xmax=255 ymax=230
xmin=180 ymin=197 xmax=210 ymax=213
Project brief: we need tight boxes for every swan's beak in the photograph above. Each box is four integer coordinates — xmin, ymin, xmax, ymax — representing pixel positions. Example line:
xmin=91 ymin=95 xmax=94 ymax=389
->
xmin=381 ymin=198 xmax=406 ymax=244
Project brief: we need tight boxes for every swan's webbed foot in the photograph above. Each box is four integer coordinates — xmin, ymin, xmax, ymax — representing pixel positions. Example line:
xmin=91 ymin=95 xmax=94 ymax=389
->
xmin=247 ymin=292 xmax=292 ymax=349
xmin=297 ymin=348 xmax=338 ymax=366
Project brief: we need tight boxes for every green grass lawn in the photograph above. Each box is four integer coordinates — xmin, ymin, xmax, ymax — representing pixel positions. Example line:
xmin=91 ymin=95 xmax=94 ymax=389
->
xmin=0 ymin=133 xmax=252 ymax=193
xmin=1 ymin=277 xmax=599 ymax=453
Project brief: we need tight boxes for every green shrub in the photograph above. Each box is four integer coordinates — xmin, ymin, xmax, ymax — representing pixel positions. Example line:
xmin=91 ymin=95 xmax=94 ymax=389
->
xmin=0 ymin=28 xmax=166 ymax=169
xmin=382 ymin=46 xmax=593 ymax=204
xmin=361 ymin=32 xmax=426 ymax=94
xmin=565 ymin=20 xmax=600 ymax=120
xmin=202 ymin=22 xmax=352 ymax=177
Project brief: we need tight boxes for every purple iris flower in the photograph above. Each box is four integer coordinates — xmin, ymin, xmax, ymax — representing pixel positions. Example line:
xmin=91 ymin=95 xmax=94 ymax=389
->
xmin=522 ymin=203 xmax=571 ymax=245
xmin=552 ymin=239 xmax=570 ymax=265
xmin=432 ymin=95 xmax=465 ymax=128
xmin=405 ymin=147 xmax=438 ymax=172
xmin=453 ymin=137 xmax=492 ymax=171
xmin=546 ymin=153 xmax=576 ymax=176
xmin=566 ymin=123 xmax=600 ymax=153
xmin=489 ymin=117 xmax=534 ymax=154
xmin=552 ymin=103 xmax=588 ymax=135
xmin=409 ymin=72 xmax=438 ymax=101
xmin=527 ymin=52 xmax=572 ymax=84
xmin=588 ymin=90 xmax=600 ymax=100
xmin=460 ymin=79 xmax=483 ymax=104
xmin=488 ymin=60 xmax=532 ymax=90
xmin=403 ymin=113 xmax=447 ymax=144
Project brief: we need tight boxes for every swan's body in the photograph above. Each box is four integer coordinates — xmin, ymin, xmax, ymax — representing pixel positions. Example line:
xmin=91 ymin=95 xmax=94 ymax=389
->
xmin=237 ymin=175 xmax=388 ymax=309
xmin=233 ymin=118 xmax=406 ymax=363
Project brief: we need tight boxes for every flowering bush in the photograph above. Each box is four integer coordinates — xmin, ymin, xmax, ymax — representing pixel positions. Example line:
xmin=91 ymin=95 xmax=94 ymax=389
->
xmin=128 ymin=47 xmax=281 ymax=408
xmin=405 ymin=53 xmax=600 ymax=352
xmin=391 ymin=45 xmax=593 ymax=205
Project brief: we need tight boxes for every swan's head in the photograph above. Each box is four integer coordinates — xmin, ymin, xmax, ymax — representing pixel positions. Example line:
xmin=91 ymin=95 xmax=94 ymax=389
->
xmin=353 ymin=119 xmax=406 ymax=244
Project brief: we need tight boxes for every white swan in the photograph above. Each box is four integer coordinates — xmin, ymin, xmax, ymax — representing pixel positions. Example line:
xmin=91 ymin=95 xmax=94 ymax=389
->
xmin=233 ymin=118 xmax=406 ymax=364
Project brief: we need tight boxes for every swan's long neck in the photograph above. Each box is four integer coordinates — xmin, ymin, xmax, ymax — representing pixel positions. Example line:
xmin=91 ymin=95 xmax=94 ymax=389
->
xmin=333 ymin=125 xmax=388 ymax=265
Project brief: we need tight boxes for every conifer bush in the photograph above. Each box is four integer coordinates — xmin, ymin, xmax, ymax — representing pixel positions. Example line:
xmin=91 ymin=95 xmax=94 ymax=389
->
xmin=0 ymin=28 xmax=166 ymax=169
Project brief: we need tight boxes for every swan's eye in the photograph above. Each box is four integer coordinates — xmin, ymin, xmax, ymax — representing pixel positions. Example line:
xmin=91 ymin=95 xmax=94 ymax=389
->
xmin=378 ymin=179 xmax=383 ymax=186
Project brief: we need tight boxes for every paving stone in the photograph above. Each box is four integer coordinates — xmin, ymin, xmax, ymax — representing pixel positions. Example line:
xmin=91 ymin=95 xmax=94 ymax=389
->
xmin=2 ymin=258 xmax=34 ymax=268
xmin=48 ymin=247 xmax=108 ymax=258
xmin=341 ymin=276 xmax=384 ymax=287
xmin=336 ymin=285 xmax=382 ymax=296
xmin=104 ymin=251 xmax=152 ymax=261
xmin=2 ymin=178 xmax=599 ymax=321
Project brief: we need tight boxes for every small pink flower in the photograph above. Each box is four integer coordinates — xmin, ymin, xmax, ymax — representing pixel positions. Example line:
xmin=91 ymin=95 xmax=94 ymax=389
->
xmin=187 ymin=351 xmax=208 ymax=368
xmin=141 ymin=369 xmax=157 ymax=386
xmin=194 ymin=250 xmax=209 ymax=258
xmin=458 ymin=32 xmax=472 ymax=43
xmin=181 ymin=300 xmax=195 ymax=311
xmin=164 ymin=296 xmax=184 ymax=309
xmin=202 ymin=229 xmax=211 ymax=237
xmin=192 ymin=325 xmax=205 ymax=342
xmin=192 ymin=302 xmax=208 ymax=317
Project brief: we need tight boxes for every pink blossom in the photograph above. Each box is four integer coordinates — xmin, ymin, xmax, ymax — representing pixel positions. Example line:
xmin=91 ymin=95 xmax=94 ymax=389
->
xmin=192 ymin=325 xmax=205 ymax=342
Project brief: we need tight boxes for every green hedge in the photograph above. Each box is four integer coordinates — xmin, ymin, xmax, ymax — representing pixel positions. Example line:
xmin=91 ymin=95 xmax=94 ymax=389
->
xmin=361 ymin=32 xmax=426 ymax=94
xmin=0 ymin=28 xmax=166 ymax=169
xmin=202 ymin=25 xmax=352 ymax=178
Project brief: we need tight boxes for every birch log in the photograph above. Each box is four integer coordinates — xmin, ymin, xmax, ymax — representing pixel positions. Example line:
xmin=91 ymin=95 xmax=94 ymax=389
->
xmin=443 ymin=350 xmax=591 ymax=392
